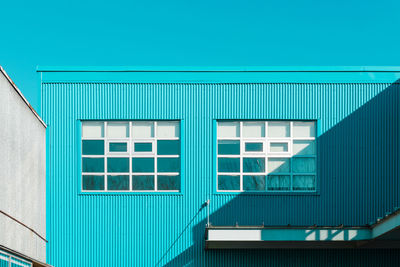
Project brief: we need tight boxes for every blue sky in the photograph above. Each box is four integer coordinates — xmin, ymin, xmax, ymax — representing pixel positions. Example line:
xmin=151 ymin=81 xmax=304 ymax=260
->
xmin=1 ymin=0 xmax=400 ymax=111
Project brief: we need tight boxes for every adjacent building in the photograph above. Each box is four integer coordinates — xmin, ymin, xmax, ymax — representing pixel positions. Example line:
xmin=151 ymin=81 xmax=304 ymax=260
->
xmin=0 ymin=67 xmax=48 ymax=267
xmin=38 ymin=67 xmax=400 ymax=266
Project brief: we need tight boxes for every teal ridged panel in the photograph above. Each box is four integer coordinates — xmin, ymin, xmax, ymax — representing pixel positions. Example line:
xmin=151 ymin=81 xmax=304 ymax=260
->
xmin=41 ymin=81 xmax=400 ymax=266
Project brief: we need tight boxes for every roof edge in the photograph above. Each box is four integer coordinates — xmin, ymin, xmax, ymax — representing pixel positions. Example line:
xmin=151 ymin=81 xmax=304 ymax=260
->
xmin=36 ymin=66 xmax=400 ymax=73
xmin=0 ymin=66 xmax=46 ymax=128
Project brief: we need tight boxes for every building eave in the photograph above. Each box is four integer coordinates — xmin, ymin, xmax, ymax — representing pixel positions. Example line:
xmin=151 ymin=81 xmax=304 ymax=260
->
xmin=0 ymin=66 xmax=46 ymax=128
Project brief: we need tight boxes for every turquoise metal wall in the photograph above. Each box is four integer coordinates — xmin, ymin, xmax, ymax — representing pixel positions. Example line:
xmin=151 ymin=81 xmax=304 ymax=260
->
xmin=40 ymin=71 xmax=400 ymax=266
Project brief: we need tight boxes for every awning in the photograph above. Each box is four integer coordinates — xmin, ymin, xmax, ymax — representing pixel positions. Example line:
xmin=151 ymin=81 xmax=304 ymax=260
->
xmin=206 ymin=208 xmax=400 ymax=249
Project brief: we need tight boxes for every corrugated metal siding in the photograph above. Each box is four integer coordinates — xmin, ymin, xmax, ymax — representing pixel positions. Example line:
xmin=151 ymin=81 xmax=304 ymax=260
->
xmin=42 ymin=82 xmax=400 ymax=266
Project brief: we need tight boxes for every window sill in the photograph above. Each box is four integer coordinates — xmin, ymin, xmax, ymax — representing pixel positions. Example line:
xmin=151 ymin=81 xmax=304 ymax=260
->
xmin=78 ymin=191 xmax=183 ymax=196
xmin=213 ymin=191 xmax=320 ymax=196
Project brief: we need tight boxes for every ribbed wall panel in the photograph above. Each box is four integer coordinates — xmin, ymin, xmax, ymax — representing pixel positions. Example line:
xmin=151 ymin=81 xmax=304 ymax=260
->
xmin=41 ymin=82 xmax=400 ymax=266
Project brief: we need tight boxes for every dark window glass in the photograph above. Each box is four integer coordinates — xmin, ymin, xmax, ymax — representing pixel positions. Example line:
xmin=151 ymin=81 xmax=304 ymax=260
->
xmin=134 ymin=143 xmax=152 ymax=152
xmin=109 ymin=142 xmax=127 ymax=152
xmin=132 ymin=175 xmax=154 ymax=190
xmin=243 ymin=175 xmax=265 ymax=191
xmin=157 ymin=175 xmax=180 ymax=190
xmin=218 ymin=158 xmax=240 ymax=172
xmin=157 ymin=158 xmax=180 ymax=172
xmin=82 ymin=140 xmax=104 ymax=155
xmin=293 ymin=175 xmax=315 ymax=191
xmin=218 ymin=140 xmax=240 ymax=155
xmin=132 ymin=158 xmax=154 ymax=172
xmin=82 ymin=158 xmax=104 ymax=172
xmin=157 ymin=140 xmax=180 ymax=155
xmin=245 ymin=142 xmax=263 ymax=152
xmin=292 ymin=158 xmax=316 ymax=173
xmin=243 ymin=158 xmax=265 ymax=172
xmin=107 ymin=175 xmax=129 ymax=190
xmin=107 ymin=158 xmax=129 ymax=173
xmin=267 ymin=175 xmax=291 ymax=191
xmin=82 ymin=175 xmax=104 ymax=190
xmin=218 ymin=175 xmax=240 ymax=190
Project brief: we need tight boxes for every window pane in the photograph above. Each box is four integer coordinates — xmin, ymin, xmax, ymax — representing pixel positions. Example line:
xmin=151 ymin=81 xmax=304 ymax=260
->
xmin=157 ymin=121 xmax=180 ymax=138
xmin=157 ymin=158 xmax=180 ymax=172
xmin=243 ymin=122 xmax=265 ymax=138
xmin=243 ymin=175 xmax=265 ymax=191
xmin=293 ymin=121 xmax=315 ymax=138
xmin=82 ymin=158 xmax=104 ymax=172
xmin=218 ymin=140 xmax=240 ymax=155
xmin=268 ymin=122 xmax=290 ymax=137
xmin=243 ymin=158 xmax=265 ymax=172
xmin=132 ymin=121 xmax=154 ymax=138
xmin=218 ymin=175 xmax=240 ymax=190
xmin=293 ymin=140 xmax=315 ymax=156
xmin=157 ymin=140 xmax=180 ymax=155
xmin=132 ymin=158 xmax=154 ymax=172
xmin=270 ymin=142 xmax=288 ymax=152
xmin=267 ymin=175 xmax=291 ymax=191
xmin=109 ymin=142 xmax=128 ymax=152
xmin=293 ymin=175 xmax=315 ymax=191
xmin=134 ymin=142 xmax=152 ymax=152
xmin=82 ymin=140 xmax=104 ymax=155
xmin=268 ymin=158 xmax=290 ymax=173
xmin=82 ymin=121 xmax=104 ymax=138
xmin=107 ymin=122 xmax=129 ymax=138
xmin=218 ymin=158 xmax=240 ymax=172
xmin=107 ymin=157 xmax=129 ymax=173
xmin=107 ymin=175 xmax=129 ymax=190
xmin=132 ymin=175 xmax=154 ymax=190
xmin=292 ymin=157 xmax=316 ymax=173
xmin=158 ymin=175 xmax=180 ymax=190
xmin=82 ymin=175 xmax=104 ymax=190
xmin=245 ymin=142 xmax=263 ymax=152
xmin=218 ymin=122 xmax=239 ymax=138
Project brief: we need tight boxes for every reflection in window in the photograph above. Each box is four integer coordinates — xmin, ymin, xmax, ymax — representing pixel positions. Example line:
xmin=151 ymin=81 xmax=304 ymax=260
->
xmin=81 ymin=121 xmax=181 ymax=192
xmin=217 ymin=121 xmax=316 ymax=192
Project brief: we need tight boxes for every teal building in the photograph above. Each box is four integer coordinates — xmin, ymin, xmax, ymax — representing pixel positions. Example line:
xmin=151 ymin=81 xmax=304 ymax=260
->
xmin=38 ymin=67 xmax=400 ymax=266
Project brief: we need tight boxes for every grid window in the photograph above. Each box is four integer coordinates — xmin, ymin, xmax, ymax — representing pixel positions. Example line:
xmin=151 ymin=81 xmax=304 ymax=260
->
xmin=217 ymin=121 xmax=316 ymax=192
xmin=81 ymin=121 xmax=180 ymax=192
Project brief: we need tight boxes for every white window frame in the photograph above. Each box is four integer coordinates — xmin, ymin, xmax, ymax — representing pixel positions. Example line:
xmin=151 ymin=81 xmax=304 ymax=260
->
xmin=81 ymin=121 xmax=180 ymax=192
xmin=217 ymin=121 xmax=316 ymax=193
xmin=0 ymin=250 xmax=32 ymax=267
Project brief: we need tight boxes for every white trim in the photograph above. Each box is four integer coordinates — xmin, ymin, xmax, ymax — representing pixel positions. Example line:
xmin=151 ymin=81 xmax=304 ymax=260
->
xmin=82 ymin=120 xmax=181 ymax=192
xmin=0 ymin=250 xmax=32 ymax=267
xmin=217 ymin=120 xmax=316 ymax=192
xmin=0 ymin=66 xmax=46 ymax=128
xmin=106 ymin=140 xmax=130 ymax=155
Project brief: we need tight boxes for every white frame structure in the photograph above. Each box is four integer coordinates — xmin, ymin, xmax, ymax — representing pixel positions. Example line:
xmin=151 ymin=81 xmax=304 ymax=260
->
xmin=217 ymin=121 xmax=316 ymax=192
xmin=81 ymin=121 xmax=180 ymax=192
xmin=0 ymin=250 xmax=32 ymax=267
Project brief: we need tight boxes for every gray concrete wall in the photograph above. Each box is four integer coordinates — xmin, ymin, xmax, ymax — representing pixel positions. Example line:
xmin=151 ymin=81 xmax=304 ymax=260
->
xmin=0 ymin=69 xmax=46 ymax=262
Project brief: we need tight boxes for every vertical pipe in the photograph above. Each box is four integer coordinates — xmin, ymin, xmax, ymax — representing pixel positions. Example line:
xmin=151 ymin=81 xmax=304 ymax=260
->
xmin=206 ymin=199 xmax=210 ymax=226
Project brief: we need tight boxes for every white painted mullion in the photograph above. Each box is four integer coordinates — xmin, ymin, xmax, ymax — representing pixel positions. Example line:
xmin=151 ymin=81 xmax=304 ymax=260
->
xmin=265 ymin=121 xmax=269 ymax=189
xmin=290 ymin=121 xmax=294 ymax=191
xmin=154 ymin=121 xmax=158 ymax=191
xmin=129 ymin=121 xmax=132 ymax=191
xmin=82 ymin=137 xmax=106 ymax=140
xmin=239 ymin=121 xmax=243 ymax=192
xmin=104 ymin=121 xmax=108 ymax=191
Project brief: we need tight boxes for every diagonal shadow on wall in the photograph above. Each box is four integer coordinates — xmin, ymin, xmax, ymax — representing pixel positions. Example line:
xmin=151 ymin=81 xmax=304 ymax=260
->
xmin=160 ymin=81 xmax=400 ymax=266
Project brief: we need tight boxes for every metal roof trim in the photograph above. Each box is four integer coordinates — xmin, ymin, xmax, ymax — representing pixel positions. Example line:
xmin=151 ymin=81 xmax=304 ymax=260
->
xmin=0 ymin=245 xmax=53 ymax=267
xmin=0 ymin=66 xmax=46 ymax=128
xmin=36 ymin=66 xmax=400 ymax=72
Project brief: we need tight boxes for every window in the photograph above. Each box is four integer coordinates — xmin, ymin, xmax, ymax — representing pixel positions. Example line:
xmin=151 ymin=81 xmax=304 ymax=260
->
xmin=81 ymin=121 xmax=181 ymax=192
xmin=0 ymin=250 xmax=32 ymax=267
xmin=217 ymin=121 xmax=316 ymax=192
